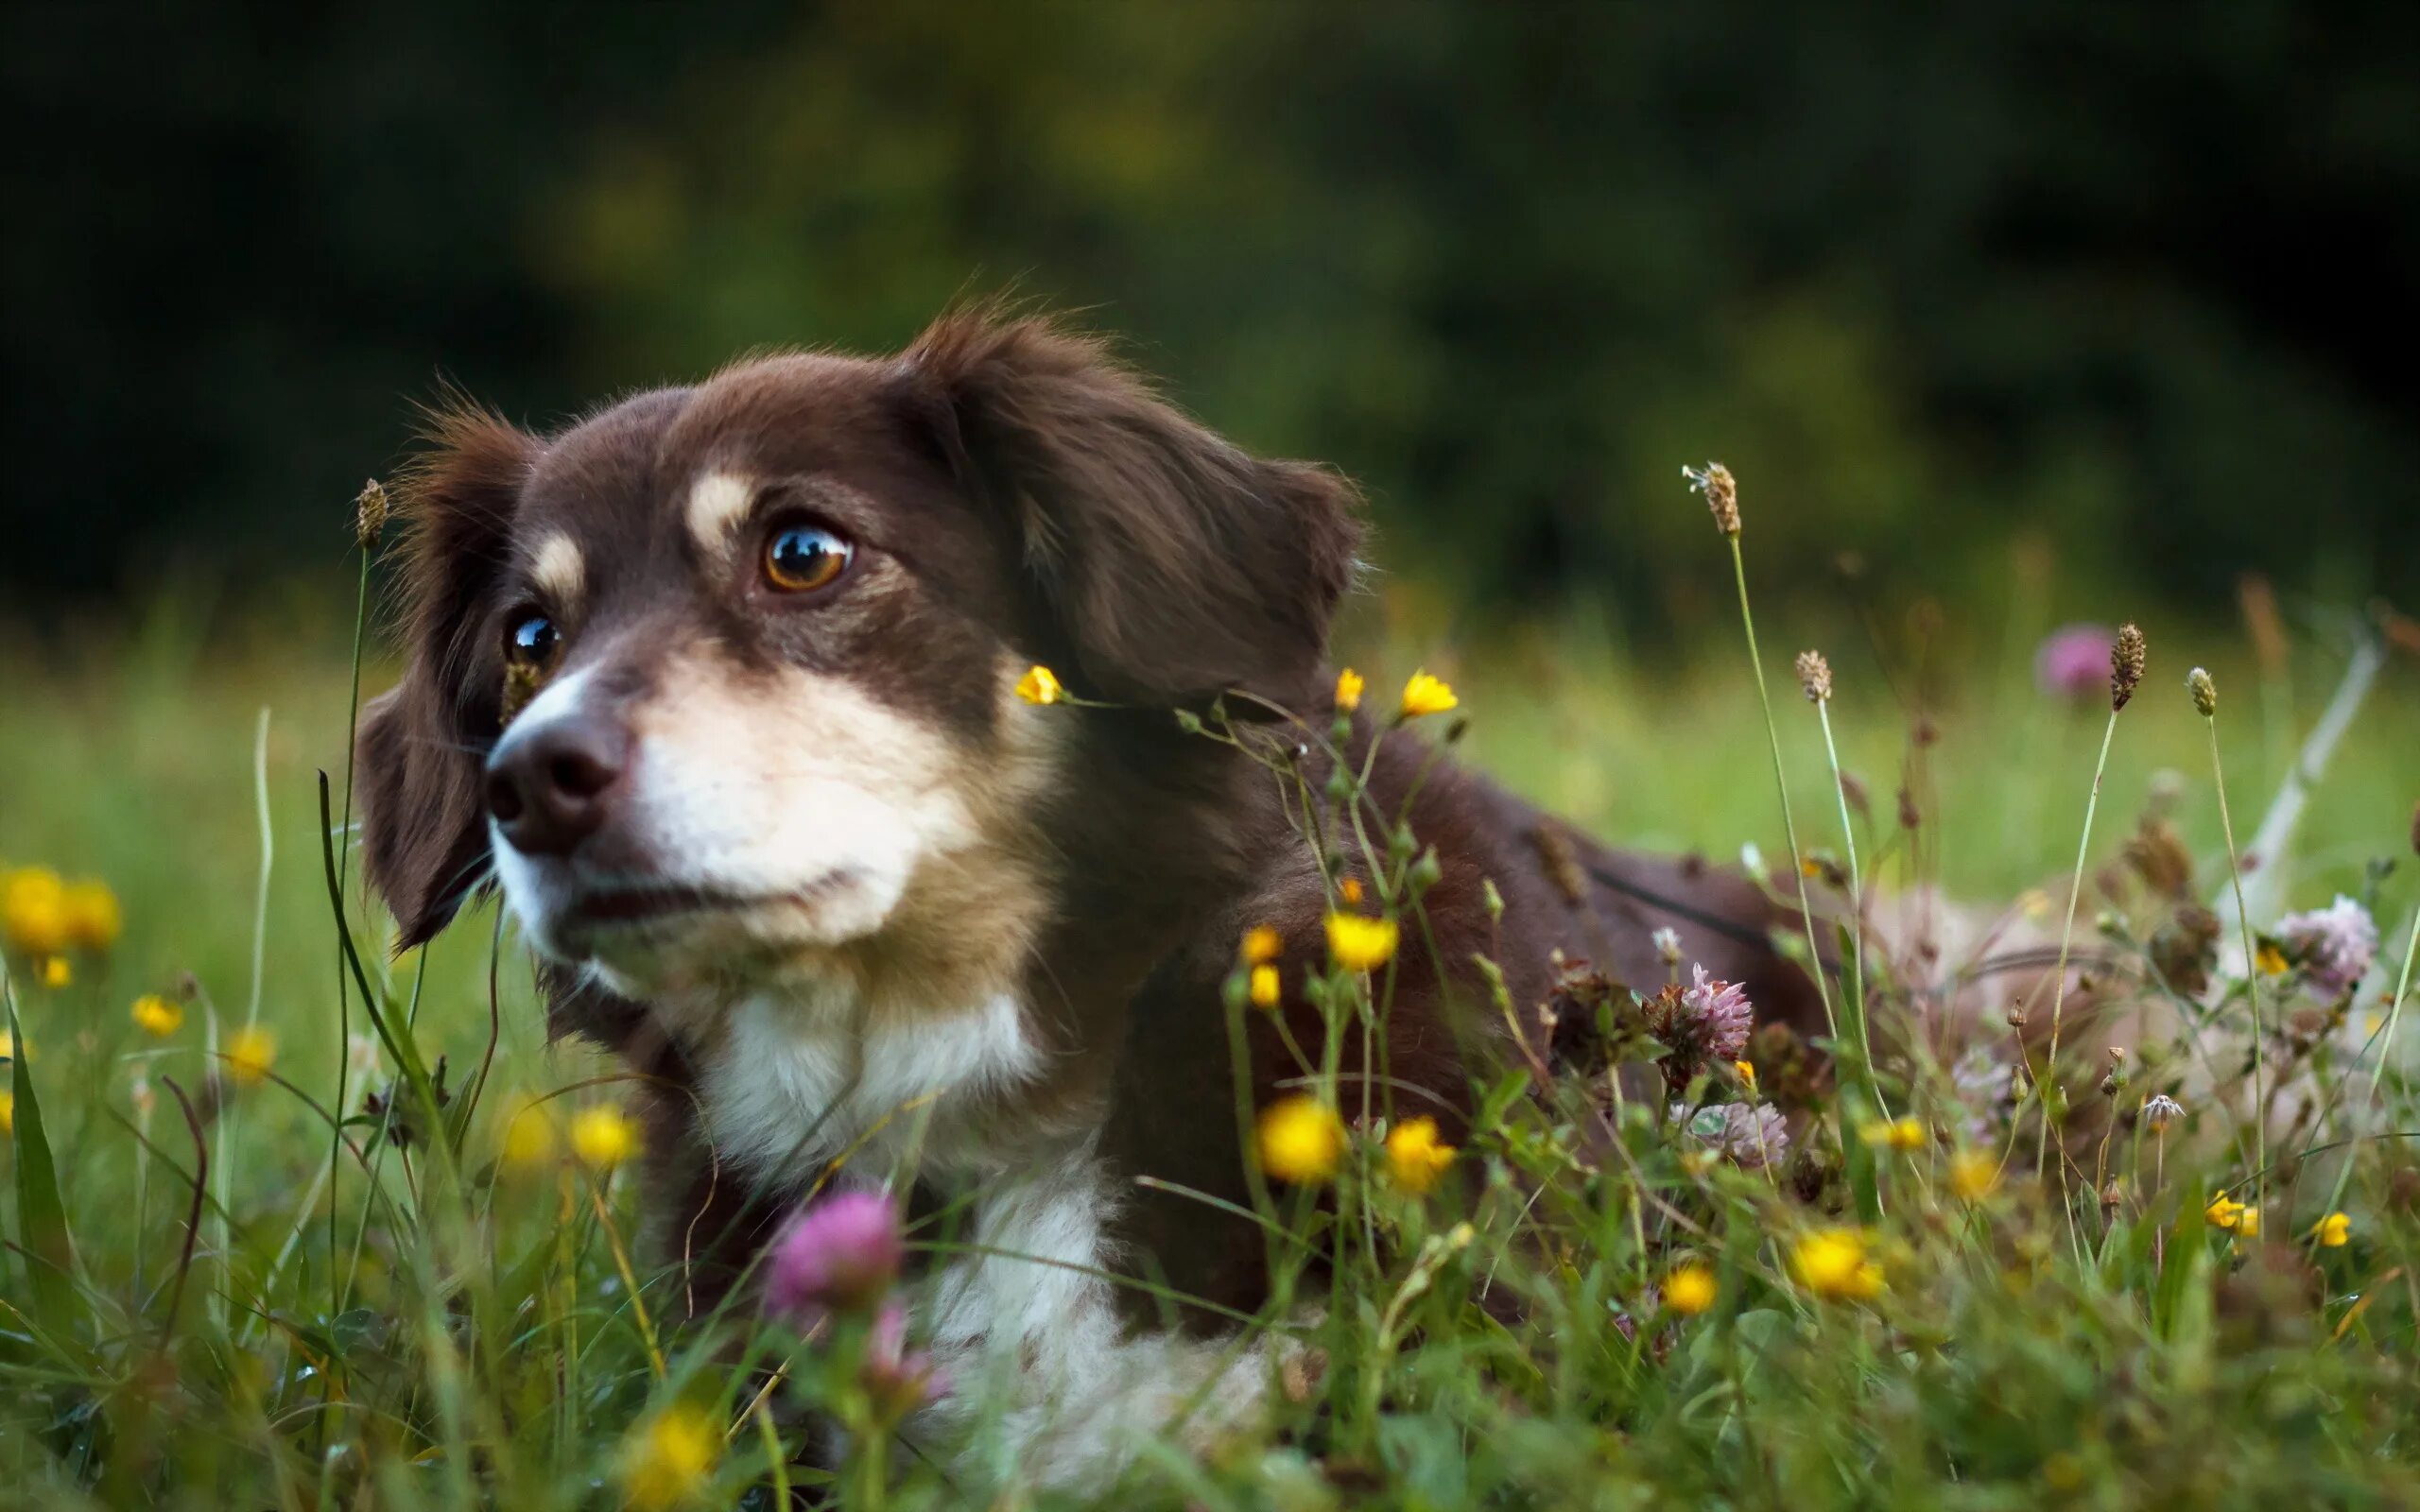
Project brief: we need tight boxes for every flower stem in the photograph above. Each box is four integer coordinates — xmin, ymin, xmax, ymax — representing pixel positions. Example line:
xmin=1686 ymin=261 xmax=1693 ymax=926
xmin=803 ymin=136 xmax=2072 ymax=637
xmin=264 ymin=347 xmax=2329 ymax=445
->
xmin=2034 ymin=705 xmax=2118 ymax=1185
xmin=2204 ymin=713 xmax=2263 ymax=1213
xmin=1816 ymin=698 xmax=1884 ymax=1115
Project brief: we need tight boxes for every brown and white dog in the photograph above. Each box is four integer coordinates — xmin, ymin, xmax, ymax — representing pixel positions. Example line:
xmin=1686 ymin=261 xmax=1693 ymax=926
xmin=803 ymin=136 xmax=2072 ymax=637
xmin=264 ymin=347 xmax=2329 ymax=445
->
xmin=356 ymin=307 xmax=1824 ymax=1485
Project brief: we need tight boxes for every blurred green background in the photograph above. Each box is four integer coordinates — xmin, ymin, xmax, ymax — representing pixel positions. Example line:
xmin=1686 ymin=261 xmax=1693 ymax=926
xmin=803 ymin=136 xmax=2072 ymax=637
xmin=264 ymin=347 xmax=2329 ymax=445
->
xmin=6 ymin=1 xmax=2415 ymax=632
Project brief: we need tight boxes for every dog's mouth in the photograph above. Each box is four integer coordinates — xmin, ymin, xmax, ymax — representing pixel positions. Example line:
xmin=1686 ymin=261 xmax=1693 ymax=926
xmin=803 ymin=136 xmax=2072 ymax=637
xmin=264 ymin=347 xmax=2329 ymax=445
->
xmin=566 ymin=871 xmax=860 ymax=930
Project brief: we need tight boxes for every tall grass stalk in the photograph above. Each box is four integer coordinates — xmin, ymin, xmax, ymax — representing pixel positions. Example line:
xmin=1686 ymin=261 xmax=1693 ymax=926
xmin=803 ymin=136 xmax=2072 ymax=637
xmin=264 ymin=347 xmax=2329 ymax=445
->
xmin=2032 ymin=704 xmax=2118 ymax=1183
xmin=2195 ymin=670 xmax=2265 ymax=1212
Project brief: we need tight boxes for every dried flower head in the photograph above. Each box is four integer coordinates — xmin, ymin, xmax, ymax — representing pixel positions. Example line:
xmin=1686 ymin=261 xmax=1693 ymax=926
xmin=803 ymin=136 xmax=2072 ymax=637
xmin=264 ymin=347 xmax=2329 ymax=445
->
xmin=1794 ymin=649 xmax=1833 ymax=703
xmin=1683 ymin=462 xmax=1740 ymax=535
xmin=2142 ymin=1092 xmax=2186 ymax=1131
xmin=766 ymin=1190 xmax=906 ymax=1321
xmin=2110 ymin=623 xmax=2147 ymax=711
xmin=2187 ymin=666 xmax=2217 ymax=718
xmin=1651 ymin=926 xmax=1683 ymax=966
xmin=354 ymin=477 xmax=389 ymax=549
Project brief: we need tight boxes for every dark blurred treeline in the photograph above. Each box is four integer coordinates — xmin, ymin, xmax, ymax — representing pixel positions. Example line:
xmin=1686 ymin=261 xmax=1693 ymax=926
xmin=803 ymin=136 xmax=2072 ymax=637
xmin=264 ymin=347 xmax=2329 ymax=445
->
xmin=6 ymin=1 xmax=2414 ymax=628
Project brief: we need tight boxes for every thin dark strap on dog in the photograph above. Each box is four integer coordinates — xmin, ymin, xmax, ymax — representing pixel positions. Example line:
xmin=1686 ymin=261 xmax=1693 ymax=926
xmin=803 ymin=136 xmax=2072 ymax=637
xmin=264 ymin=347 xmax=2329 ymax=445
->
xmin=1582 ymin=859 xmax=1780 ymax=954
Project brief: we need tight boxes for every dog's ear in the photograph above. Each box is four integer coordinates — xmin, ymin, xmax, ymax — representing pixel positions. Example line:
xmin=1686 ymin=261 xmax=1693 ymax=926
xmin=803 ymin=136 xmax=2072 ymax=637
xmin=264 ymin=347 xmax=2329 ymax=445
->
xmin=900 ymin=307 xmax=1362 ymax=710
xmin=356 ymin=404 xmax=541 ymax=946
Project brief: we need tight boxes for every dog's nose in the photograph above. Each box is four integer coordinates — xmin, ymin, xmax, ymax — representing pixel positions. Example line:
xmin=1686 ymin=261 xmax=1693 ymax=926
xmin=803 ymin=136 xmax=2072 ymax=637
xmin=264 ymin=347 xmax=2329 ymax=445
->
xmin=485 ymin=717 xmax=628 ymax=857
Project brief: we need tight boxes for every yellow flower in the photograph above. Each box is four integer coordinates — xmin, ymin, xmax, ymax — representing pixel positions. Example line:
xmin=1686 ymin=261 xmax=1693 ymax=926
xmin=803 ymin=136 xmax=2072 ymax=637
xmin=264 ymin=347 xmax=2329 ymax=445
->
xmin=2255 ymin=943 xmax=2289 ymax=976
xmin=2 ymin=867 xmax=70 ymax=957
xmin=1324 ymin=912 xmax=1399 ymax=972
xmin=2313 ymin=1211 xmax=2351 ymax=1247
xmin=1334 ymin=666 xmax=1364 ymax=713
xmin=224 ymin=1025 xmax=278 ymax=1086
xmin=1947 ymin=1150 xmax=2000 ymax=1201
xmin=1398 ymin=669 xmax=1459 ymax=720
xmin=0 ymin=1091 xmax=12 ymax=1136
xmin=619 ymin=1404 xmax=720 ymax=1511
xmin=0 ymin=1030 xmax=22 ymax=1063
xmin=1384 ymin=1116 xmax=1456 ymax=1194
xmin=2237 ymin=1205 xmax=2261 ymax=1238
xmin=499 ymin=1100 xmax=561 ymax=1173
xmin=130 ymin=993 xmax=184 ymax=1038
xmin=1791 ymin=1227 xmax=1883 ymax=1301
xmin=1256 ymin=1094 xmax=1345 ymax=1185
xmin=2204 ymin=1194 xmax=2246 ymax=1230
xmin=1338 ymin=875 xmax=1365 ymax=906
xmin=1733 ymin=1059 xmax=1756 ymax=1091
xmin=1240 ymin=925 xmax=1282 ymax=965
xmin=1013 ymin=664 xmax=1063 ymax=706
xmin=39 ymin=956 xmax=70 ymax=989
xmin=570 ymin=1104 xmax=642 ymax=1171
xmin=60 ymin=880 xmax=121 ymax=952
xmin=1860 ymin=1116 xmax=1926 ymax=1153
xmin=1663 ymin=1263 xmax=1718 ymax=1316
xmin=1249 ymin=963 xmax=1282 ymax=1010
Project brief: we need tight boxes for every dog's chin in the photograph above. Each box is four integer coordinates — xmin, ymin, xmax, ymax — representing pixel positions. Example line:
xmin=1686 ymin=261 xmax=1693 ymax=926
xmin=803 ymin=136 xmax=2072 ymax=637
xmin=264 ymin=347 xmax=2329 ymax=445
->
xmin=500 ymin=860 xmax=908 ymax=996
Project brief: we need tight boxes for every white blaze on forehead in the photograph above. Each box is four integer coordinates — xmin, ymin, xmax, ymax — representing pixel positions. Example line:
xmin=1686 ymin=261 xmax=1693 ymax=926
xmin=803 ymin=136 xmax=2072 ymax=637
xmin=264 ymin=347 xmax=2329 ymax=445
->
xmin=685 ymin=469 xmax=754 ymax=556
xmin=529 ymin=532 xmax=584 ymax=610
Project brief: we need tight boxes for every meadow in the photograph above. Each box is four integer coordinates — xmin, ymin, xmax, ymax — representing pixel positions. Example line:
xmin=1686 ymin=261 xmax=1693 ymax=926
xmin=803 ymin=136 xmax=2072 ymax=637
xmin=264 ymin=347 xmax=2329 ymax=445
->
xmin=3 ymin=507 xmax=2416 ymax=1509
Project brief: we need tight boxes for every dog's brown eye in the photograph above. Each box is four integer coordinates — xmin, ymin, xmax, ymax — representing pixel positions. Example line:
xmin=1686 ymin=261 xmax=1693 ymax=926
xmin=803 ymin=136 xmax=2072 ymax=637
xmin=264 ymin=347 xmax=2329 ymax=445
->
xmin=503 ymin=611 xmax=559 ymax=667
xmin=763 ymin=524 xmax=852 ymax=593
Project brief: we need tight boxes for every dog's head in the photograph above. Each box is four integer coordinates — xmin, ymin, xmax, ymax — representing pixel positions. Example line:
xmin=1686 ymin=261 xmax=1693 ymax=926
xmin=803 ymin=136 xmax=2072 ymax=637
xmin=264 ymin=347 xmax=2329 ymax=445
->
xmin=356 ymin=310 xmax=1359 ymax=1000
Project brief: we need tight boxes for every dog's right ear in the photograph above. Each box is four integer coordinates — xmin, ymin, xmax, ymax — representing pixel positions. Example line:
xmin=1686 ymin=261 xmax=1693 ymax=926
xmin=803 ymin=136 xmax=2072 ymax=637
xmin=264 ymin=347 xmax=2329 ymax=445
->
xmin=356 ymin=405 xmax=542 ymax=946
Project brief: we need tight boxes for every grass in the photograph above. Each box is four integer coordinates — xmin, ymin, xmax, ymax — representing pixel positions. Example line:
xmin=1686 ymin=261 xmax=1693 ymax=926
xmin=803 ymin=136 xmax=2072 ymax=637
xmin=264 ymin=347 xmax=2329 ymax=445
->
xmin=2 ymin=572 xmax=2416 ymax=1510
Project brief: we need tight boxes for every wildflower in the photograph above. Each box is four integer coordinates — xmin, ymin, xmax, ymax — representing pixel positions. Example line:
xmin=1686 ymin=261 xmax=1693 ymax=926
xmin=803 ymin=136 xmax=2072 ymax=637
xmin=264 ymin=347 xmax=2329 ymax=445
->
xmin=2205 ymin=1194 xmax=2247 ymax=1230
xmin=1860 ymin=1116 xmax=1925 ymax=1153
xmin=1333 ymin=667 xmax=1364 ymax=713
xmin=2187 ymin=666 xmax=2217 ymax=718
xmin=1794 ymin=649 xmax=1833 ymax=703
xmin=60 ymin=880 xmax=120 ymax=952
xmin=2142 ymin=1092 xmax=2185 ymax=1131
xmin=1240 ymin=924 xmax=1282 ymax=965
xmin=1256 ymin=1094 xmax=1345 ymax=1184
xmin=1663 ymin=1263 xmax=1718 ymax=1316
xmin=568 ymin=1104 xmax=641 ymax=1171
xmin=1947 ymin=1150 xmax=2000 ymax=1201
xmin=1734 ymin=1059 xmax=1756 ymax=1091
xmin=1 ymin=867 xmax=69 ymax=957
xmin=39 ymin=956 xmax=70 ymax=988
xmin=1338 ymin=876 xmax=1365 ymax=906
xmin=1012 ymin=664 xmax=1063 ymax=706
xmin=2313 ymin=1211 xmax=2351 ymax=1247
xmin=130 ymin=993 xmax=183 ymax=1038
xmin=1791 ymin=1227 xmax=1883 ymax=1301
xmin=1675 ymin=964 xmax=1754 ymax=1063
xmin=221 ymin=1025 xmax=276 ymax=1085
xmin=2237 ymin=1206 xmax=2262 ymax=1238
xmin=2254 ymin=942 xmax=2290 ymax=976
xmin=860 ymin=1303 xmax=947 ymax=1417
xmin=2277 ymin=896 xmax=2382 ymax=1000
xmin=1652 ymin=926 xmax=1682 ymax=966
xmin=0 ymin=1091 xmax=11 ymax=1136
xmin=1384 ymin=1116 xmax=1456 ymax=1194
xmin=354 ymin=477 xmax=389 ymax=549
xmin=1683 ymin=461 xmax=1740 ymax=536
xmin=1683 ymin=1101 xmax=1789 ymax=1171
xmin=766 ymin=1190 xmax=906 ymax=1320
xmin=618 ymin=1404 xmax=719 ymax=1511
xmin=499 ymin=1099 xmax=559 ymax=1173
xmin=0 ymin=1030 xmax=21 ymax=1064
xmin=1398 ymin=669 xmax=1459 ymax=720
xmin=1249 ymin=963 xmax=1281 ymax=1010
xmin=1324 ymin=912 xmax=1399 ymax=972
xmin=2110 ymin=623 xmax=2147 ymax=712
xmin=2033 ymin=625 xmax=2114 ymax=699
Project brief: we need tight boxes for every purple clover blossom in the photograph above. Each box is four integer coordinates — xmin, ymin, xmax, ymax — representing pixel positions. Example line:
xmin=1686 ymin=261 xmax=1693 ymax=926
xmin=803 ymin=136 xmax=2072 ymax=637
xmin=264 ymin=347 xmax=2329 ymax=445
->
xmin=2034 ymin=624 xmax=2115 ymax=700
xmin=2278 ymin=895 xmax=2382 ymax=1000
xmin=766 ymin=1189 xmax=905 ymax=1324
xmin=1682 ymin=965 xmax=1754 ymax=1063
xmin=1679 ymin=1101 xmax=1790 ymax=1171
xmin=859 ymin=1303 xmax=947 ymax=1416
